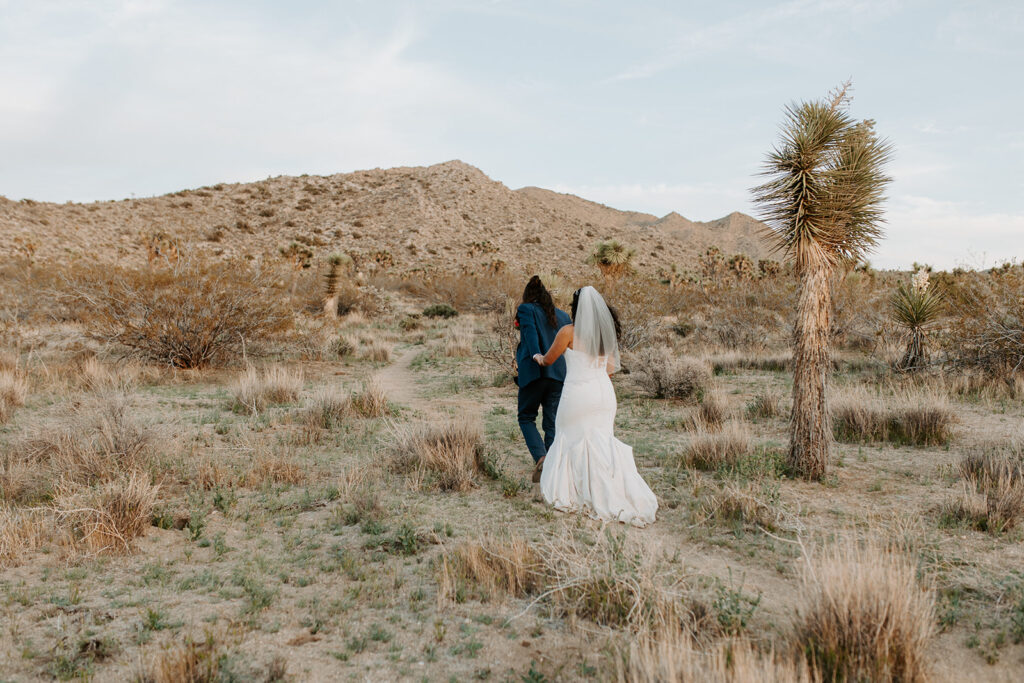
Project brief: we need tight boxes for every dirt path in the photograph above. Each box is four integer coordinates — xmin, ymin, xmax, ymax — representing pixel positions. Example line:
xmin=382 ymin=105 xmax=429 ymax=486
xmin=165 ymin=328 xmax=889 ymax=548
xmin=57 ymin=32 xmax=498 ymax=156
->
xmin=373 ymin=345 xmax=486 ymax=421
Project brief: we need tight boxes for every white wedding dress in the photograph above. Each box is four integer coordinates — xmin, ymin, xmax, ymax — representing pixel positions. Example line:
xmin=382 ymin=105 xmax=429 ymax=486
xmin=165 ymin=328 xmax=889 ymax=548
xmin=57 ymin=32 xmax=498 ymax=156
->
xmin=539 ymin=347 xmax=658 ymax=527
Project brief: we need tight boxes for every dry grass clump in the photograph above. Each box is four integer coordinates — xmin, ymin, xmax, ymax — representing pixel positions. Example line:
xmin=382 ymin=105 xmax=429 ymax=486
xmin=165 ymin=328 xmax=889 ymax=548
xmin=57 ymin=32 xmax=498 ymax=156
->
xmin=542 ymin=531 xmax=708 ymax=635
xmin=437 ymin=536 xmax=545 ymax=603
xmin=302 ymin=386 xmax=352 ymax=430
xmin=76 ymin=357 xmax=141 ymax=392
xmin=231 ymin=365 xmax=303 ymax=414
xmin=64 ymin=258 xmax=292 ymax=369
xmin=51 ymin=472 xmax=158 ymax=554
xmin=443 ymin=322 xmax=474 ymax=357
xmin=941 ymin=443 xmax=1024 ymax=532
xmin=351 ymin=379 xmax=391 ymax=417
xmin=832 ymin=385 xmax=954 ymax=446
xmin=745 ymin=392 xmax=782 ymax=420
xmin=359 ymin=340 xmax=392 ymax=363
xmin=793 ymin=539 xmax=935 ymax=683
xmin=391 ymin=420 xmax=485 ymax=491
xmin=0 ymin=368 xmax=28 ymax=422
xmin=243 ymin=456 xmax=308 ymax=488
xmin=682 ymin=422 xmax=751 ymax=471
xmin=137 ymin=633 xmax=223 ymax=683
xmin=695 ymin=392 xmax=728 ymax=431
xmin=699 ymin=480 xmax=791 ymax=532
xmin=626 ymin=629 xmax=814 ymax=683
xmin=0 ymin=505 xmax=53 ymax=567
xmin=631 ymin=346 xmax=710 ymax=401
xmin=5 ymin=396 xmax=151 ymax=502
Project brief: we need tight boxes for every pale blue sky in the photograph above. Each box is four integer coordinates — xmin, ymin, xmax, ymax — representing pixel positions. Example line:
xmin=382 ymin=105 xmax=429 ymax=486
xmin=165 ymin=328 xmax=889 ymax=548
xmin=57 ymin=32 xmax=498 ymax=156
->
xmin=2 ymin=0 xmax=1021 ymax=268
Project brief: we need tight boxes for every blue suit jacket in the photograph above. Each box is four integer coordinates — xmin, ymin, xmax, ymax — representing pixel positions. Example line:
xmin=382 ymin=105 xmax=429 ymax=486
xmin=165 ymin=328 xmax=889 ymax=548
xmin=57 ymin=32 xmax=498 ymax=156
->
xmin=516 ymin=303 xmax=572 ymax=388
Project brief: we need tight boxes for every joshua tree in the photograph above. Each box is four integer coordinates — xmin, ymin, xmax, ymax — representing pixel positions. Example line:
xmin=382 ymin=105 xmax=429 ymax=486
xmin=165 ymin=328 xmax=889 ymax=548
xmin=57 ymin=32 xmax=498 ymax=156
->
xmin=323 ymin=253 xmax=352 ymax=318
xmin=891 ymin=268 xmax=943 ymax=371
xmin=752 ymin=82 xmax=893 ymax=480
xmin=588 ymin=239 xmax=635 ymax=278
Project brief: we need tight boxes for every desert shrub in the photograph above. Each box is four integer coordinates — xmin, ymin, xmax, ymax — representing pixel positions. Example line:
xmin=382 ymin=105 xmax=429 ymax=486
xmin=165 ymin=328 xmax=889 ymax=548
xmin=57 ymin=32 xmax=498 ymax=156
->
xmin=76 ymin=357 xmax=141 ymax=393
xmin=793 ymin=539 xmax=935 ymax=683
xmin=746 ymin=392 xmax=782 ymax=419
xmin=0 ymin=369 xmax=28 ymax=422
xmin=443 ymin=322 xmax=474 ymax=357
xmin=391 ymin=421 xmax=484 ymax=491
xmin=942 ymin=264 xmax=1024 ymax=380
xmin=476 ymin=299 xmax=519 ymax=380
xmin=6 ymin=396 xmax=151 ymax=502
xmin=329 ymin=335 xmax=356 ymax=358
xmin=231 ymin=365 xmax=303 ymax=414
xmin=51 ymin=472 xmax=158 ymax=554
xmin=709 ymin=351 xmax=790 ymax=374
xmin=630 ymin=347 xmax=710 ymax=401
xmin=682 ymin=422 xmax=751 ymax=471
xmin=351 ymin=380 xmax=390 ymax=417
xmin=696 ymin=393 xmax=727 ymax=430
xmin=832 ymin=386 xmax=954 ymax=446
xmin=423 ymin=303 xmax=458 ymax=319
xmin=64 ymin=258 xmax=292 ymax=368
xmin=437 ymin=536 xmax=545 ymax=603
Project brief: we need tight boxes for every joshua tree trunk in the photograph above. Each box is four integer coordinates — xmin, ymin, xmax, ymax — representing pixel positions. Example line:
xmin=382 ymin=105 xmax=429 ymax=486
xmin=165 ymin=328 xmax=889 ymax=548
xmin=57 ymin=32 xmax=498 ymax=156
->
xmin=897 ymin=329 xmax=923 ymax=371
xmin=789 ymin=260 xmax=833 ymax=480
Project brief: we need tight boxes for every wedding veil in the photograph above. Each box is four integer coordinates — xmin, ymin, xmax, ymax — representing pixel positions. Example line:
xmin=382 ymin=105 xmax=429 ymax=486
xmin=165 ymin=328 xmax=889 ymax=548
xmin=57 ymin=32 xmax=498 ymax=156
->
xmin=573 ymin=286 xmax=621 ymax=372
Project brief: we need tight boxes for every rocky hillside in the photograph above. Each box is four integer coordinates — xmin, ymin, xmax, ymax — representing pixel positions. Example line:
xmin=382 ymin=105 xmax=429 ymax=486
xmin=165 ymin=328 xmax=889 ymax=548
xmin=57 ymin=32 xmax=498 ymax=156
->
xmin=0 ymin=161 xmax=771 ymax=275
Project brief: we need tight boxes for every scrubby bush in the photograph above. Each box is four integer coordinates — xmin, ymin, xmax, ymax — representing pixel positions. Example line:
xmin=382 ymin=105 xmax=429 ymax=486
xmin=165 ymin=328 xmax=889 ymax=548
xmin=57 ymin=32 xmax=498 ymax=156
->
xmin=231 ymin=365 xmax=303 ymax=414
xmin=51 ymin=472 xmax=158 ymax=554
xmin=682 ymin=422 xmax=751 ymax=470
xmin=65 ymin=259 xmax=291 ymax=368
xmin=942 ymin=443 xmax=1024 ymax=532
xmin=0 ymin=369 xmax=28 ymax=423
xmin=630 ymin=347 xmax=709 ymax=401
xmin=421 ymin=303 xmax=458 ymax=319
xmin=832 ymin=386 xmax=954 ymax=446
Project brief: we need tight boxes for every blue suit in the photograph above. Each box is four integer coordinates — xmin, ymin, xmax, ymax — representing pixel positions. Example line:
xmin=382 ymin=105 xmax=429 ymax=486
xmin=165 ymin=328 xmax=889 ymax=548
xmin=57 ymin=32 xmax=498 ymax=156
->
xmin=515 ymin=303 xmax=572 ymax=462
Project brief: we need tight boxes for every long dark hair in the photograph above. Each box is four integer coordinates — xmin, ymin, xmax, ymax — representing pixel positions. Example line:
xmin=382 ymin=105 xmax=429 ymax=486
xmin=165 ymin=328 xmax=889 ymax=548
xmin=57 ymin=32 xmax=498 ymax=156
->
xmin=522 ymin=276 xmax=558 ymax=329
xmin=571 ymin=288 xmax=622 ymax=343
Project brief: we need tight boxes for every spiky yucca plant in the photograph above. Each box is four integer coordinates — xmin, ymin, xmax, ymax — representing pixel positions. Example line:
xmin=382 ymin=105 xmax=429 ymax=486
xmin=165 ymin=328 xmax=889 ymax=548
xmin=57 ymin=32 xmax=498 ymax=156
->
xmin=752 ymin=82 xmax=893 ymax=480
xmin=891 ymin=269 xmax=943 ymax=371
xmin=588 ymin=240 xmax=635 ymax=278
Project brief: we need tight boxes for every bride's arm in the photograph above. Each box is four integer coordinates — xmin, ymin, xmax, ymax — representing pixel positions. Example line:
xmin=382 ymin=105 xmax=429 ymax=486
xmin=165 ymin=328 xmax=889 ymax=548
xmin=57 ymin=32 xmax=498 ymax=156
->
xmin=534 ymin=325 xmax=573 ymax=367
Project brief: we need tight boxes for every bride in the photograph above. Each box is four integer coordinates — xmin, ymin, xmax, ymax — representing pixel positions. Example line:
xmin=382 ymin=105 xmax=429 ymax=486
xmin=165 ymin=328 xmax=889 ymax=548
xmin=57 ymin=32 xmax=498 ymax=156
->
xmin=532 ymin=286 xmax=658 ymax=527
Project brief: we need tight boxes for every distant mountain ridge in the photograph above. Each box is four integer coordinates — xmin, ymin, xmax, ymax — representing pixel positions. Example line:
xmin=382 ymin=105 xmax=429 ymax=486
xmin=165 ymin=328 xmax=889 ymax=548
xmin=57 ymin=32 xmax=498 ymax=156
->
xmin=0 ymin=160 xmax=771 ymax=275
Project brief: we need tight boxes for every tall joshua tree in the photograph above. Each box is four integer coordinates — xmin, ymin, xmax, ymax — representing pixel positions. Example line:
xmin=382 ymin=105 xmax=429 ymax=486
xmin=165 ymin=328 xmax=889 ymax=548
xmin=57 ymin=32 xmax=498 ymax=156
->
xmin=752 ymin=83 xmax=893 ymax=480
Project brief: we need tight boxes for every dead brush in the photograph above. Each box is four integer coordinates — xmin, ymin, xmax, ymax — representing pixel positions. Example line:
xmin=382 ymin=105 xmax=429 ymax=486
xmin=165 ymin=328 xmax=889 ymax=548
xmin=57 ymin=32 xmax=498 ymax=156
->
xmin=626 ymin=627 xmax=815 ymax=683
xmin=76 ymin=357 xmax=140 ymax=393
xmin=0 ymin=368 xmax=28 ymax=422
xmin=629 ymin=346 xmax=710 ymax=402
xmin=8 ymin=396 xmax=151 ymax=501
xmin=231 ymin=365 xmax=303 ymax=415
xmin=302 ymin=386 xmax=352 ymax=430
xmin=51 ymin=472 xmax=158 ymax=554
xmin=794 ymin=538 xmax=935 ymax=683
xmin=351 ymin=379 xmax=391 ymax=417
xmin=682 ymin=422 xmax=751 ymax=471
xmin=333 ymin=465 xmax=383 ymax=526
xmin=391 ymin=420 xmax=485 ymax=491
xmin=443 ymin=322 xmax=475 ymax=357
xmin=832 ymin=385 xmax=954 ymax=446
xmin=436 ymin=535 xmax=546 ymax=604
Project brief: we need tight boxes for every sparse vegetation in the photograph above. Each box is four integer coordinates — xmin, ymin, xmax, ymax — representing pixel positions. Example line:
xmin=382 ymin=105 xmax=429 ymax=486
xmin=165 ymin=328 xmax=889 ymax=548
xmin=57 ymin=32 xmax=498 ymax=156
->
xmin=629 ymin=346 xmax=709 ymax=401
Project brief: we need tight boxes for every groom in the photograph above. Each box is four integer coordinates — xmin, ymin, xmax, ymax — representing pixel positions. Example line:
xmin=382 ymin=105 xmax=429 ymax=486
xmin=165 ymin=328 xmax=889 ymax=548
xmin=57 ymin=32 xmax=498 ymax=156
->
xmin=515 ymin=276 xmax=572 ymax=482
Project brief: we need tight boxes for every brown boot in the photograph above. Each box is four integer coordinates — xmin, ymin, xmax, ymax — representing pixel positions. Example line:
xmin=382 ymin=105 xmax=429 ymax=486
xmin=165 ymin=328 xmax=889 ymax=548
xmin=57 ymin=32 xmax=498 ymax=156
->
xmin=532 ymin=456 xmax=546 ymax=483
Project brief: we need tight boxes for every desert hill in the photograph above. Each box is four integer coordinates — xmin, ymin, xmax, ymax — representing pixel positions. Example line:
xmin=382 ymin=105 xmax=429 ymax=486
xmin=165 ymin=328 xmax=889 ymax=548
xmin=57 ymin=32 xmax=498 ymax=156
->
xmin=0 ymin=160 xmax=771 ymax=275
